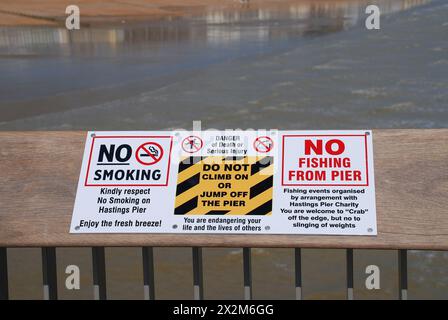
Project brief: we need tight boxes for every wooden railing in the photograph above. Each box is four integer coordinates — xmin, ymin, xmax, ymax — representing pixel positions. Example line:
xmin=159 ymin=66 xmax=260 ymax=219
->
xmin=0 ymin=129 xmax=447 ymax=299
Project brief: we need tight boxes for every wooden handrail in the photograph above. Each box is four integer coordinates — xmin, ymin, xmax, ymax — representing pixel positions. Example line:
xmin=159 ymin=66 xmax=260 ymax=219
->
xmin=0 ymin=129 xmax=447 ymax=249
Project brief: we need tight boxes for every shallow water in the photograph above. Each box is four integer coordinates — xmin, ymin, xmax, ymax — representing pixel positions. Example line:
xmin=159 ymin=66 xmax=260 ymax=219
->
xmin=1 ymin=0 xmax=448 ymax=299
xmin=0 ymin=0 xmax=441 ymax=129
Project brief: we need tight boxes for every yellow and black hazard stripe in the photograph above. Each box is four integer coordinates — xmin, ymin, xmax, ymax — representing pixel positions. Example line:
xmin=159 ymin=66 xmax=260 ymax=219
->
xmin=174 ymin=156 xmax=273 ymax=215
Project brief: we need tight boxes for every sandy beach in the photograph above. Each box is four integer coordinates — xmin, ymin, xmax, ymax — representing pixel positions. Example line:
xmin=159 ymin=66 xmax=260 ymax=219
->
xmin=0 ymin=0 xmax=349 ymax=26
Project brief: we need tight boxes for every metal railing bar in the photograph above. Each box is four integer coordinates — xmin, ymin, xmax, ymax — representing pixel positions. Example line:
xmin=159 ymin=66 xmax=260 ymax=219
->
xmin=346 ymin=249 xmax=354 ymax=300
xmin=243 ymin=247 xmax=252 ymax=300
xmin=92 ymin=247 xmax=107 ymax=300
xmin=398 ymin=249 xmax=408 ymax=300
xmin=192 ymin=247 xmax=204 ymax=300
xmin=0 ymin=248 xmax=8 ymax=300
xmin=142 ymin=247 xmax=155 ymax=300
xmin=41 ymin=247 xmax=57 ymax=300
xmin=0 ymin=247 xmax=416 ymax=301
xmin=294 ymin=248 xmax=302 ymax=300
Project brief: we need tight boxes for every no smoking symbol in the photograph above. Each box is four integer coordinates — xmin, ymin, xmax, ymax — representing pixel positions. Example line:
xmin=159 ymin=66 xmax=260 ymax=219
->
xmin=136 ymin=142 xmax=164 ymax=165
xmin=182 ymin=136 xmax=203 ymax=153
xmin=254 ymin=136 xmax=273 ymax=153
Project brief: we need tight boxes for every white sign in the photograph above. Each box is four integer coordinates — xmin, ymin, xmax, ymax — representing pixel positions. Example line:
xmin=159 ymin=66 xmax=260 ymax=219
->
xmin=70 ymin=132 xmax=178 ymax=233
xmin=70 ymin=130 xmax=376 ymax=235
xmin=172 ymin=130 xmax=276 ymax=233
xmin=273 ymin=131 xmax=377 ymax=235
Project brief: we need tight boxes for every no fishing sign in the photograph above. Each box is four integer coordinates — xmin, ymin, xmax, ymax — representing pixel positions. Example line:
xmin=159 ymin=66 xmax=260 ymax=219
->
xmin=70 ymin=130 xmax=376 ymax=235
xmin=273 ymin=131 xmax=376 ymax=235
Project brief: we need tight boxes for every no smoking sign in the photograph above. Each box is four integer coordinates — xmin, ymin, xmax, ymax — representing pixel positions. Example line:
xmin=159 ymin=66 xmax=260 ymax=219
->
xmin=136 ymin=142 xmax=164 ymax=165
xmin=84 ymin=134 xmax=173 ymax=187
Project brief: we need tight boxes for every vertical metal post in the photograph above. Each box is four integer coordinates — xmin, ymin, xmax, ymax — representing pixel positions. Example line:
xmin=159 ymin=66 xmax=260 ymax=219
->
xmin=243 ymin=247 xmax=252 ymax=300
xmin=42 ymin=247 xmax=58 ymax=300
xmin=294 ymin=248 xmax=302 ymax=300
xmin=192 ymin=247 xmax=204 ymax=300
xmin=398 ymin=249 xmax=408 ymax=300
xmin=142 ymin=247 xmax=155 ymax=300
xmin=92 ymin=247 xmax=107 ymax=300
xmin=0 ymin=248 xmax=8 ymax=300
xmin=346 ymin=249 xmax=354 ymax=300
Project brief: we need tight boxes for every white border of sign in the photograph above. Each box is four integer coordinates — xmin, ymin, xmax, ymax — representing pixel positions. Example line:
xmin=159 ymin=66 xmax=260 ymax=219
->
xmin=70 ymin=130 xmax=376 ymax=235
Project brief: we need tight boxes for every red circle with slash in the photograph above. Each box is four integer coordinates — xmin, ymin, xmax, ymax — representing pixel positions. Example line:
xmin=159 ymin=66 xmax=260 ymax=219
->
xmin=136 ymin=142 xmax=164 ymax=165
xmin=253 ymin=136 xmax=274 ymax=153
xmin=182 ymin=136 xmax=203 ymax=153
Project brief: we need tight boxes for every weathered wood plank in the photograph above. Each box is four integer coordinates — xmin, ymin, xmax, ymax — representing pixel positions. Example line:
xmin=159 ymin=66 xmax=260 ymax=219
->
xmin=0 ymin=130 xmax=447 ymax=249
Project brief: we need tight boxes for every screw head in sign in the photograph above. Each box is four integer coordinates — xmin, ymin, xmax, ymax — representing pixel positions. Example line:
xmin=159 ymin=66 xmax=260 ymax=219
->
xmin=91 ymin=133 xmax=96 ymax=138
xmin=368 ymin=228 xmax=373 ymax=233
xmin=265 ymin=226 xmax=270 ymax=231
xmin=75 ymin=226 xmax=80 ymax=230
xmin=172 ymin=224 xmax=178 ymax=229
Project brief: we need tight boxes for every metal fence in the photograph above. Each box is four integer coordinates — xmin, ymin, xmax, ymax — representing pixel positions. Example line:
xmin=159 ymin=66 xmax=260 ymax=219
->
xmin=0 ymin=247 xmax=409 ymax=300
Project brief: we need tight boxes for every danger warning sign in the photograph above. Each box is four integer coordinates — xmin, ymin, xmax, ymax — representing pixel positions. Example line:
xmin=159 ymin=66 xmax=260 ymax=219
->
xmin=169 ymin=131 xmax=277 ymax=233
xmin=175 ymin=156 xmax=273 ymax=215
xmin=70 ymin=130 xmax=376 ymax=235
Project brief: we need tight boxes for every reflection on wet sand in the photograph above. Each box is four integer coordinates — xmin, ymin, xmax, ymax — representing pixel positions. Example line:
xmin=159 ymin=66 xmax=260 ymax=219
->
xmin=204 ymin=0 xmax=427 ymax=24
xmin=0 ymin=0 xmax=429 ymax=53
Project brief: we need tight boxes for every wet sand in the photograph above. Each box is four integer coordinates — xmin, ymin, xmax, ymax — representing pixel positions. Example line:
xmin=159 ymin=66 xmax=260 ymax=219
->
xmin=0 ymin=0 xmax=364 ymax=26
xmin=0 ymin=0 xmax=442 ymax=130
